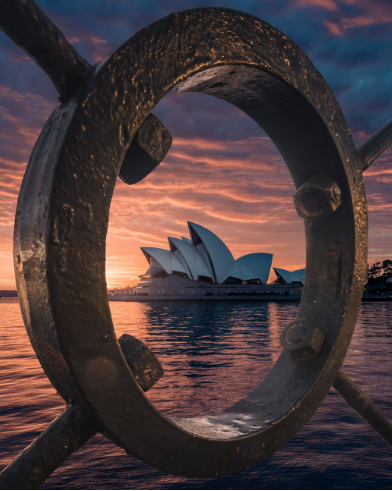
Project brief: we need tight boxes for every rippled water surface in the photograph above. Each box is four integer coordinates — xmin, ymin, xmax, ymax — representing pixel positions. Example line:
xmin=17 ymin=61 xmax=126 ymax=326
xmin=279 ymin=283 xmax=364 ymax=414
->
xmin=1 ymin=297 xmax=392 ymax=489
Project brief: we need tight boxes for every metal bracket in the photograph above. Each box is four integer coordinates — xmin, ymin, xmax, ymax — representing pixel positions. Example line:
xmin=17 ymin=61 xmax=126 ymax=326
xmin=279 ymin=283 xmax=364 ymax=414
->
xmin=1 ymin=1 xmax=392 ymax=487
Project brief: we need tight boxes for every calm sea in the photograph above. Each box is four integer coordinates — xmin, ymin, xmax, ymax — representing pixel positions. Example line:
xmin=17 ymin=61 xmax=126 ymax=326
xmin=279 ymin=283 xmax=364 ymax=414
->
xmin=1 ymin=297 xmax=392 ymax=489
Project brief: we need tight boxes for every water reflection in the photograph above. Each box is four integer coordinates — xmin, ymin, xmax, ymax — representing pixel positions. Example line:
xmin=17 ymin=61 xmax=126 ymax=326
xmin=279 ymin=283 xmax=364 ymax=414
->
xmin=112 ymin=301 xmax=298 ymax=417
xmin=1 ymin=299 xmax=392 ymax=489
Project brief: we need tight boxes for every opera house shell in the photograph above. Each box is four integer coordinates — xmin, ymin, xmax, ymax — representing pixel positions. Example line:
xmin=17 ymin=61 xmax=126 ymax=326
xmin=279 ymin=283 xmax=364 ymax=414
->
xmin=141 ymin=222 xmax=273 ymax=286
xmin=132 ymin=222 xmax=304 ymax=301
xmin=273 ymin=268 xmax=306 ymax=285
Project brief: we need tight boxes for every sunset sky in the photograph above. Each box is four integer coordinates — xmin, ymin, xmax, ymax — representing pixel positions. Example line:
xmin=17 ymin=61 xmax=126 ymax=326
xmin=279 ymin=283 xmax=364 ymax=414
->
xmin=1 ymin=0 xmax=392 ymax=289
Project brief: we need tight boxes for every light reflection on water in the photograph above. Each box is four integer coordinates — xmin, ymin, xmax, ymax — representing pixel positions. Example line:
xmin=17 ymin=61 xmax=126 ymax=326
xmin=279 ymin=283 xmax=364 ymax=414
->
xmin=1 ymin=297 xmax=392 ymax=489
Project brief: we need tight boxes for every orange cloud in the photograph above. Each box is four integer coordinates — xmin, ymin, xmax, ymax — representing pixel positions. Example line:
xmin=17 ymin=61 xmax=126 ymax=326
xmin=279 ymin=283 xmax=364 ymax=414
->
xmin=2 ymin=85 xmax=391 ymax=290
xmin=105 ymin=135 xmax=304 ymax=288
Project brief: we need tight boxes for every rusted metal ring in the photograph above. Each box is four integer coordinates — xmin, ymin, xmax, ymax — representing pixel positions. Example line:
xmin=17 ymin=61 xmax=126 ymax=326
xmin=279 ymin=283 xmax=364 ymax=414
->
xmin=14 ymin=8 xmax=367 ymax=477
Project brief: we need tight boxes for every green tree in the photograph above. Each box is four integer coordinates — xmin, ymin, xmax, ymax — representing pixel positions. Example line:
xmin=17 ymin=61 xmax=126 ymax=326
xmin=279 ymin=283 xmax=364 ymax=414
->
xmin=368 ymin=261 xmax=382 ymax=284
xmin=382 ymin=259 xmax=392 ymax=282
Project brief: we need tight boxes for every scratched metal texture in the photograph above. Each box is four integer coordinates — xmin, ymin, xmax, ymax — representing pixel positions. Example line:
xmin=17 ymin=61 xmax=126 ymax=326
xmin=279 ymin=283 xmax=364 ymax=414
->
xmin=13 ymin=8 xmax=367 ymax=477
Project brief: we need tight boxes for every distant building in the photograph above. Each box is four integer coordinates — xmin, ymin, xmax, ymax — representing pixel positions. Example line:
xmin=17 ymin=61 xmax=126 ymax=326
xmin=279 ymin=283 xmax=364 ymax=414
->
xmin=141 ymin=221 xmax=273 ymax=285
xmin=273 ymin=268 xmax=306 ymax=285
xmin=130 ymin=222 xmax=304 ymax=301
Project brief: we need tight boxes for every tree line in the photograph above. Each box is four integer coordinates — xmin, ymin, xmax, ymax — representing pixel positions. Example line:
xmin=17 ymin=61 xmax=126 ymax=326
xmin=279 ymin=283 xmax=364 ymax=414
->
xmin=367 ymin=259 xmax=392 ymax=284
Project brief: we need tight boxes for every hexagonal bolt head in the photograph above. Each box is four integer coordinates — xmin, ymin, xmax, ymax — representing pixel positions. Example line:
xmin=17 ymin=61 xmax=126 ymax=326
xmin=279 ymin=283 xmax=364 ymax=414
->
xmin=280 ymin=320 xmax=325 ymax=360
xmin=293 ymin=175 xmax=341 ymax=221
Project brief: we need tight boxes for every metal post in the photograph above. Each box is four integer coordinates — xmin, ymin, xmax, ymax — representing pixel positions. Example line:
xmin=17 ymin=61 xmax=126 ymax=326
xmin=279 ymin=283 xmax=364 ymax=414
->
xmin=358 ymin=118 xmax=392 ymax=171
xmin=0 ymin=0 xmax=172 ymax=183
xmin=0 ymin=0 xmax=94 ymax=103
xmin=334 ymin=370 xmax=392 ymax=446
xmin=0 ymin=334 xmax=164 ymax=490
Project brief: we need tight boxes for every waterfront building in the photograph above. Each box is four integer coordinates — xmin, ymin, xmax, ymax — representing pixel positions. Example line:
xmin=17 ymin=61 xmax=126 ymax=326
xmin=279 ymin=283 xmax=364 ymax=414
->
xmin=273 ymin=268 xmax=306 ymax=285
xmin=129 ymin=222 xmax=304 ymax=301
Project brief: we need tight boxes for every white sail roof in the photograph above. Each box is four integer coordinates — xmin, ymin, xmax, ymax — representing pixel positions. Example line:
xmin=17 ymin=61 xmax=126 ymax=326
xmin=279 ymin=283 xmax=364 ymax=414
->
xmin=140 ymin=222 xmax=279 ymax=286
xmin=237 ymin=253 xmax=273 ymax=284
xmin=293 ymin=268 xmax=306 ymax=283
xmin=196 ymin=243 xmax=215 ymax=279
xmin=141 ymin=247 xmax=188 ymax=275
xmin=188 ymin=222 xmax=234 ymax=284
xmin=273 ymin=267 xmax=305 ymax=285
xmin=168 ymin=237 xmax=213 ymax=281
xmin=224 ymin=261 xmax=258 ymax=282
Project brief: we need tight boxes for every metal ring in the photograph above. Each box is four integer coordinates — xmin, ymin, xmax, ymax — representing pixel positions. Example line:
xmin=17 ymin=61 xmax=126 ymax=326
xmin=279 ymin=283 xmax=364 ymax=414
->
xmin=14 ymin=7 xmax=367 ymax=477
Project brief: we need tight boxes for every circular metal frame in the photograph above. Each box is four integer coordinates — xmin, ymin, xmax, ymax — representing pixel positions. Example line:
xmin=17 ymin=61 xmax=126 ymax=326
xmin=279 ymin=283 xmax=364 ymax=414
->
xmin=14 ymin=8 xmax=367 ymax=477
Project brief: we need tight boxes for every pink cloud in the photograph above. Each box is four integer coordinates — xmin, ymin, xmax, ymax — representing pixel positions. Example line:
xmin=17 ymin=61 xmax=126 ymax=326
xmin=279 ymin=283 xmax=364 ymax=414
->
xmin=68 ymin=35 xmax=107 ymax=45
xmin=293 ymin=0 xmax=392 ymax=35
xmin=1 ymin=86 xmax=391 ymax=289
xmin=67 ymin=32 xmax=110 ymax=63
xmin=292 ymin=0 xmax=340 ymax=11
xmin=324 ymin=20 xmax=345 ymax=36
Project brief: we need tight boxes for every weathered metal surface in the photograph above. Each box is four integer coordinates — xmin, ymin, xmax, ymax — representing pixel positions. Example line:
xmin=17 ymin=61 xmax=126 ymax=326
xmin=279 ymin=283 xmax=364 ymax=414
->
xmin=293 ymin=175 xmax=342 ymax=221
xmin=13 ymin=6 xmax=368 ymax=477
xmin=0 ymin=404 xmax=95 ymax=490
xmin=118 ymin=333 xmax=164 ymax=391
xmin=0 ymin=334 xmax=163 ymax=490
xmin=3 ymin=0 xmax=392 ymax=485
xmin=359 ymin=118 xmax=392 ymax=171
xmin=0 ymin=0 xmax=172 ymax=183
xmin=280 ymin=319 xmax=325 ymax=360
xmin=119 ymin=113 xmax=173 ymax=185
xmin=0 ymin=0 xmax=94 ymax=104
xmin=333 ymin=371 xmax=392 ymax=446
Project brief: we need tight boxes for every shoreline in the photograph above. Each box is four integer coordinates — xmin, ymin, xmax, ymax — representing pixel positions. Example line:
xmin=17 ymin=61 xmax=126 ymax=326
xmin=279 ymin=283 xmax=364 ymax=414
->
xmin=121 ymin=296 xmax=301 ymax=302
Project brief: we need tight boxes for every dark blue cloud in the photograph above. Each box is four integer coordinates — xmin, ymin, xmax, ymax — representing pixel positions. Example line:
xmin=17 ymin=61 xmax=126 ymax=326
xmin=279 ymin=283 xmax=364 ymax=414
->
xmin=1 ymin=0 xmax=392 ymax=141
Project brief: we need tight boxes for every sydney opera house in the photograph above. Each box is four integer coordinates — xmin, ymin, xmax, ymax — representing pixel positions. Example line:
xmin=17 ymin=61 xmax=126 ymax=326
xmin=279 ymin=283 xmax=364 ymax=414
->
xmin=129 ymin=222 xmax=304 ymax=301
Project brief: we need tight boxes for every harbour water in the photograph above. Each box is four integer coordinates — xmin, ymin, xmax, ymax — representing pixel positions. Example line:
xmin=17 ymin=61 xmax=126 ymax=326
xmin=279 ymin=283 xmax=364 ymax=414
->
xmin=1 ymin=297 xmax=392 ymax=489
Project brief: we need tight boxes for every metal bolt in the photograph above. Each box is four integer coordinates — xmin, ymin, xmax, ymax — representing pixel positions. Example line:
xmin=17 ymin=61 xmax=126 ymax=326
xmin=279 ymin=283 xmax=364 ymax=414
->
xmin=280 ymin=319 xmax=325 ymax=360
xmin=293 ymin=175 xmax=342 ymax=221
xmin=286 ymin=323 xmax=307 ymax=344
